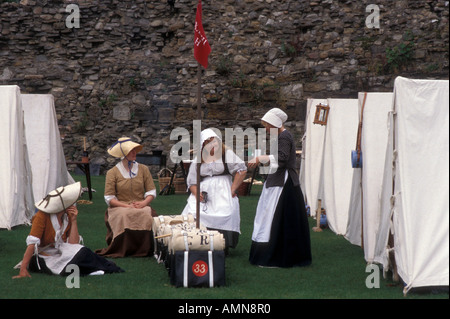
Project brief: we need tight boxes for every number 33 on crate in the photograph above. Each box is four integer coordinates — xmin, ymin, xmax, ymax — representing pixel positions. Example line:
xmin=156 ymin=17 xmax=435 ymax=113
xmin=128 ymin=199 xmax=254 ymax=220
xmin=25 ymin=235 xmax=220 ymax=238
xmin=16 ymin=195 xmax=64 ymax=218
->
xmin=170 ymin=250 xmax=225 ymax=288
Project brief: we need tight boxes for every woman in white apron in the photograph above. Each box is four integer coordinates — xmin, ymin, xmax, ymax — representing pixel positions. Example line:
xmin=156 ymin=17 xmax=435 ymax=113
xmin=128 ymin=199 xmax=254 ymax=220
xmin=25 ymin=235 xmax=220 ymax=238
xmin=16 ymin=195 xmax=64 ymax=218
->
xmin=248 ymin=108 xmax=312 ymax=268
xmin=181 ymin=129 xmax=247 ymax=252
xmin=13 ymin=182 xmax=123 ymax=278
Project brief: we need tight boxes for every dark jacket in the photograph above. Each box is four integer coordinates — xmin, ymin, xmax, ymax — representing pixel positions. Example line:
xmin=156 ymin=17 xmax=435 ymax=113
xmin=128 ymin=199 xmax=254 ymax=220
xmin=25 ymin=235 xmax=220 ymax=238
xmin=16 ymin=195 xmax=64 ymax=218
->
xmin=265 ymin=129 xmax=300 ymax=188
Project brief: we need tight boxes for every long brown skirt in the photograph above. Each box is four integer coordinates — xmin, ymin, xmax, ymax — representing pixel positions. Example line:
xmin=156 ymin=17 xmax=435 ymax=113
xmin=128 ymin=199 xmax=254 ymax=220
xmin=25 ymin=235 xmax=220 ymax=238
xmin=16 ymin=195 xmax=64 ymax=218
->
xmin=96 ymin=206 xmax=157 ymax=258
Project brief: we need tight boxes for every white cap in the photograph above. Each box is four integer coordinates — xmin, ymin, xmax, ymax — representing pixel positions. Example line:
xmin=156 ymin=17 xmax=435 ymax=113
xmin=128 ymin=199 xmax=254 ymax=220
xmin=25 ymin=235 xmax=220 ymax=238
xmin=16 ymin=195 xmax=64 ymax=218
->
xmin=200 ymin=128 xmax=221 ymax=145
xmin=261 ymin=108 xmax=288 ymax=128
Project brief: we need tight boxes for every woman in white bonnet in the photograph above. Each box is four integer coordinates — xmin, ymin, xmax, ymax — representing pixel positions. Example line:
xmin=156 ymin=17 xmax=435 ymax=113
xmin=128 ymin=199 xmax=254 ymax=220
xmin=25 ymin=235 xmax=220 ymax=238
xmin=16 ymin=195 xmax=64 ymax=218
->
xmin=181 ymin=128 xmax=247 ymax=252
xmin=248 ymin=108 xmax=311 ymax=267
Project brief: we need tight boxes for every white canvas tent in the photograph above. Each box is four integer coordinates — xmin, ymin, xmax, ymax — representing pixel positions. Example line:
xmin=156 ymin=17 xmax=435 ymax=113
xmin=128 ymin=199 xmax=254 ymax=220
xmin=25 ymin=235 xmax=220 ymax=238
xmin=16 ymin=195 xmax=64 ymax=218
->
xmin=345 ymin=92 xmax=393 ymax=264
xmin=0 ymin=86 xmax=35 ymax=229
xmin=300 ymin=98 xmax=359 ymax=235
xmin=374 ymin=77 xmax=449 ymax=294
xmin=0 ymin=88 xmax=74 ymax=229
xmin=301 ymin=98 xmax=328 ymax=219
xmin=21 ymin=94 xmax=74 ymax=202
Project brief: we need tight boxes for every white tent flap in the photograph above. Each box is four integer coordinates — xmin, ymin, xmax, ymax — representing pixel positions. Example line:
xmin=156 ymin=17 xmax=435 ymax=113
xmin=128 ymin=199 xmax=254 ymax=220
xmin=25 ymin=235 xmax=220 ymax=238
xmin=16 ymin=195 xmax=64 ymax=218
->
xmin=322 ymin=98 xmax=359 ymax=235
xmin=345 ymin=92 xmax=393 ymax=260
xmin=390 ymin=77 xmax=449 ymax=292
xmin=21 ymin=94 xmax=72 ymax=202
xmin=301 ymin=98 xmax=328 ymax=219
xmin=300 ymin=98 xmax=359 ymax=235
xmin=0 ymin=86 xmax=34 ymax=229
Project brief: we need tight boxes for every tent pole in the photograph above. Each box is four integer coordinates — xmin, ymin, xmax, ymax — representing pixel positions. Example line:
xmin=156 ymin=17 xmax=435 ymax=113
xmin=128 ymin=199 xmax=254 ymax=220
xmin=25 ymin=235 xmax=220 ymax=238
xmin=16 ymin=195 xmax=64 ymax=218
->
xmin=360 ymin=170 xmax=364 ymax=250
xmin=356 ymin=93 xmax=367 ymax=250
xmin=312 ymin=199 xmax=322 ymax=232
xmin=389 ymin=105 xmax=399 ymax=282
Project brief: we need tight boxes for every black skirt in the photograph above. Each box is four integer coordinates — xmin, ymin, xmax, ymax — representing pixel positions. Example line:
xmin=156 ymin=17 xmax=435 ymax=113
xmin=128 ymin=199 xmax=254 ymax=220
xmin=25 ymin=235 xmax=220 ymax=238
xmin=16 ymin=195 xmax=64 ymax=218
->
xmin=249 ymin=177 xmax=312 ymax=268
xmin=29 ymin=247 xmax=124 ymax=276
xmin=63 ymin=247 xmax=124 ymax=275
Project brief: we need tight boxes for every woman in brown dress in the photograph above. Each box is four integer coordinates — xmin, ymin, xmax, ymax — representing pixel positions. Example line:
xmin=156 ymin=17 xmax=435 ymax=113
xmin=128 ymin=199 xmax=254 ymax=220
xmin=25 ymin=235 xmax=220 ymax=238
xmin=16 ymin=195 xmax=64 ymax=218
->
xmin=96 ymin=137 xmax=157 ymax=257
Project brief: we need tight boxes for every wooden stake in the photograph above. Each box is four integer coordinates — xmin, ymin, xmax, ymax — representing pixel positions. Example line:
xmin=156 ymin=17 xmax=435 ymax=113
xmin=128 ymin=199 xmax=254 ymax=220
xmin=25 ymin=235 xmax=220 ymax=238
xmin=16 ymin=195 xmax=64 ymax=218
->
xmin=312 ymin=199 xmax=323 ymax=232
xmin=154 ymin=233 xmax=173 ymax=239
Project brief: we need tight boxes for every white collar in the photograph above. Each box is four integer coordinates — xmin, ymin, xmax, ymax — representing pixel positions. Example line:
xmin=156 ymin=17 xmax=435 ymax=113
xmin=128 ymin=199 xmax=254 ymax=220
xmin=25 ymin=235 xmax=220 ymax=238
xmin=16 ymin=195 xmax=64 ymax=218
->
xmin=117 ymin=161 xmax=139 ymax=178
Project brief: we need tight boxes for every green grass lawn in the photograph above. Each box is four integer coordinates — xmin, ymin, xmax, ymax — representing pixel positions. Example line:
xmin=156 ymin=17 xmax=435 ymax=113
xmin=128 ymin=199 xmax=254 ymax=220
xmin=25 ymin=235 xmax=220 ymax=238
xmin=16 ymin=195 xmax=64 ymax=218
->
xmin=0 ymin=174 xmax=447 ymax=300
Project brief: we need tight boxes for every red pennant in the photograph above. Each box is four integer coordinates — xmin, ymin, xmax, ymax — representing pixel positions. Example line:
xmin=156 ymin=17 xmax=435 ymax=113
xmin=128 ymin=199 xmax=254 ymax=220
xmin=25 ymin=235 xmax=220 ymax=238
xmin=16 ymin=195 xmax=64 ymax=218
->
xmin=194 ymin=0 xmax=211 ymax=69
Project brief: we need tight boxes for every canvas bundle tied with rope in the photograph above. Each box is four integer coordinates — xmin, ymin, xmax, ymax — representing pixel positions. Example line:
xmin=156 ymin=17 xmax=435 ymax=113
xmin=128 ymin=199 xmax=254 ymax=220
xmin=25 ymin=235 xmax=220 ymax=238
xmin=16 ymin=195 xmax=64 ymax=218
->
xmin=153 ymin=214 xmax=200 ymax=265
xmin=168 ymin=228 xmax=225 ymax=253
xmin=152 ymin=214 xmax=226 ymax=288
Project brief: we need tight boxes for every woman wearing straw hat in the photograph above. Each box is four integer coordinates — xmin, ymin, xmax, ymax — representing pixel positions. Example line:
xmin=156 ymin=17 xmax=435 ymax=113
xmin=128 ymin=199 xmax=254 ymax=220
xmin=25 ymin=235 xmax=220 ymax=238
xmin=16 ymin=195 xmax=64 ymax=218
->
xmin=96 ymin=137 xmax=157 ymax=257
xmin=181 ymin=128 xmax=247 ymax=252
xmin=248 ymin=108 xmax=312 ymax=268
xmin=13 ymin=182 xmax=123 ymax=278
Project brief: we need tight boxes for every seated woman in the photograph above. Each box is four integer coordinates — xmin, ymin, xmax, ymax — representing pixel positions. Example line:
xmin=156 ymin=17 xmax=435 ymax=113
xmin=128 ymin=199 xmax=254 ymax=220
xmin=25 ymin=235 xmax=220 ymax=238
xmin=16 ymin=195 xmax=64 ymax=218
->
xmin=181 ymin=129 xmax=247 ymax=252
xmin=13 ymin=182 xmax=123 ymax=278
xmin=96 ymin=137 xmax=157 ymax=258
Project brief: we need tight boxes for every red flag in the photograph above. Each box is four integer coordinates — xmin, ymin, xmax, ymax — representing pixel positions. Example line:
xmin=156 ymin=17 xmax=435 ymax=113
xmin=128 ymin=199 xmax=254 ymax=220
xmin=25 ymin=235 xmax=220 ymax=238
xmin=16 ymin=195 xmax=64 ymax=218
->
xmin=194 ymin=0 xmax=211 ymax=69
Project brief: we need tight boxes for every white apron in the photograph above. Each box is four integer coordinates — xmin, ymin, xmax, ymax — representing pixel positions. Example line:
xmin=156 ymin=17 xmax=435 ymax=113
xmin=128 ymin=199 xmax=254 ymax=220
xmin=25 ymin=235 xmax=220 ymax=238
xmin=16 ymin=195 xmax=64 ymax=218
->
xmin=31 ymin=214 xmax=83 ymax=275
xmin=251 ymin=171 xmax=288 ymax=243
xmin=181 ymin=175 xmax=241 ymax=233
xmin=38 ymin=243 xmax=84 ymax=275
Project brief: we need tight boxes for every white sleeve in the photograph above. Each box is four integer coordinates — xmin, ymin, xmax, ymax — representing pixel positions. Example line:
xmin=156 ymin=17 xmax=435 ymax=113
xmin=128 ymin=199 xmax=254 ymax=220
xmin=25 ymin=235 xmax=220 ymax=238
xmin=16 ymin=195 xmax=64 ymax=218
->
xmin=104 ymin=195 xmax=117 ymax=206
xmin=186 ymin=157 xmax=199 ymax=188
xmin=26 ymin=235 xmax=40 ymax=246
xmin=145 ymin=189 xmax=157 ymax=199
xmin=225 ymin=149 xmax=247 ymax=174
xmin=259 ymin=154 xmax=278 ymax=174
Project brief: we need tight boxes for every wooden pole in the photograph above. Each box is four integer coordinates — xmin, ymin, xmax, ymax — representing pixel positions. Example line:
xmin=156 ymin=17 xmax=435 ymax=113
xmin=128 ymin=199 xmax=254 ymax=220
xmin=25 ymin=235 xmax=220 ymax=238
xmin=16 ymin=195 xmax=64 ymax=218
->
xmin=196 ymin=63 xmax=202 ymax=229
xmin=359 ymin=92 xmax=367 ymax=250
xmin=312 ymin=199 xmax=323 ymax=232
xmin=390 ymin=103 xmax=399 ymax=282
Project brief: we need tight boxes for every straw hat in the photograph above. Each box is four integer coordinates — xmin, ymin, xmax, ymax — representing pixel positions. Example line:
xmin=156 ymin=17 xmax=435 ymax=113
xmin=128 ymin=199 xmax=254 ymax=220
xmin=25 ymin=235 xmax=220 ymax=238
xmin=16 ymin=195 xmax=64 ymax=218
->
xmin=35 ymin=182 xmax=82 ymax=214
xmin=261 ymin=108 xmax=288 ymax=128
xmin=107 ymin=137 xmax=143 ymax=158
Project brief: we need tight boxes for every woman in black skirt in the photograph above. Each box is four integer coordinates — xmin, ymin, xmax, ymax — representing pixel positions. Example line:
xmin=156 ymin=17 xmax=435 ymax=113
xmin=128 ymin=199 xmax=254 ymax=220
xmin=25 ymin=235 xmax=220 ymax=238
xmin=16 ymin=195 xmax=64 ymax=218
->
xmin=13 ymin=182 xmax=123 ymax=279
xmin=248 ymin=108 xmax=312 ymax=268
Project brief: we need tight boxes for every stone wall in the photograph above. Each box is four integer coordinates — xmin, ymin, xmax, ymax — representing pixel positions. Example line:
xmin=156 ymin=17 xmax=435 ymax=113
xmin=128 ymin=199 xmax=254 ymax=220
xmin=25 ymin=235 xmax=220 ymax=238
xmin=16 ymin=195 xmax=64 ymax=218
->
xmin=1 ymin=0 xmax=448 ymax=175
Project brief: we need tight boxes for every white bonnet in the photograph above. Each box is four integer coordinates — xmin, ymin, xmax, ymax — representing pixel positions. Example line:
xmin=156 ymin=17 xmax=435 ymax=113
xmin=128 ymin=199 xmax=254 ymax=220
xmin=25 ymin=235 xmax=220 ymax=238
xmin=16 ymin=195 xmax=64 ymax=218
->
xmin=200 ymin=128 xmax=222 ymax=145
xmin=261 ymin=108 xmax=288 ymax=128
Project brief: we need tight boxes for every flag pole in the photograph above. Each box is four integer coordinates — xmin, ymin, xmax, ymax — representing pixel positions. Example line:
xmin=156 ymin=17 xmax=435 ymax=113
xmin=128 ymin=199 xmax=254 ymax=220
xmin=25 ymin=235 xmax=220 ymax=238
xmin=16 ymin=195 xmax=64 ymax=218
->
xmin=193 ymin=0 xmax=210 ymax=229
xmin=196 ymin=63 xmax=202 ymax=229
